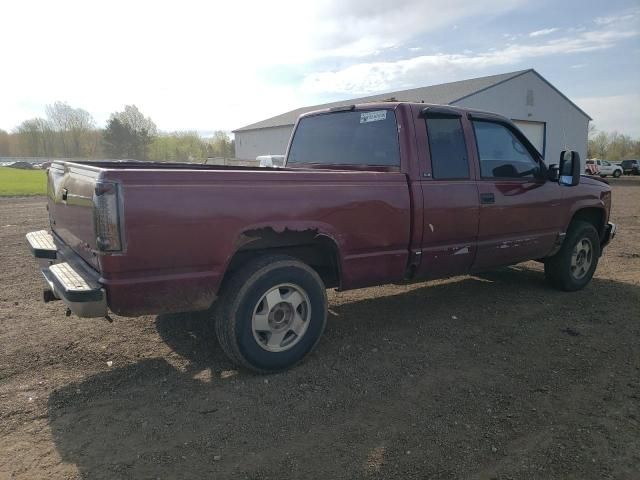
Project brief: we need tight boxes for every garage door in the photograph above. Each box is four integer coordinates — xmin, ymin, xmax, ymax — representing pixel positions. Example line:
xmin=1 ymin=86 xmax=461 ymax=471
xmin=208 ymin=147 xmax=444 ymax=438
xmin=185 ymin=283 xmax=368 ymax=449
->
xmin=513 ymin=120 xmax=545 ymax=157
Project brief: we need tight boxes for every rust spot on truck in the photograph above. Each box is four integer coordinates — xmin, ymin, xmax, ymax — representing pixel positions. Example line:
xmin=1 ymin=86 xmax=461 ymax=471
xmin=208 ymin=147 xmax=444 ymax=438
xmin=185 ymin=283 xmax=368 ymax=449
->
xmin=497 ymin=238 xmax=535 ymax=250
xmin=235 ymin=226 xmax=321 ymax=250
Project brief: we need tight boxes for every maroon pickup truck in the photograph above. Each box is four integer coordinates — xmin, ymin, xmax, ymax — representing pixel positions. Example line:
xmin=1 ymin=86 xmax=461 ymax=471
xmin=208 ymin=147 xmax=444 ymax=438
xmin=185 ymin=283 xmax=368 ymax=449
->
xmin=27 ymin=102 xmax=616 ymax=371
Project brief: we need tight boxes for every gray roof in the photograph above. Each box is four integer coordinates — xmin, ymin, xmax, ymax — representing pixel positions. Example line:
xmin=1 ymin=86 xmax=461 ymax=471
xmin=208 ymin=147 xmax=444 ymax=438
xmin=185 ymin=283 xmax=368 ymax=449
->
xmin=234 ymin=69 xmax=533 ymax=132
xmin=234 ymin=69 xmax=592 ymax=132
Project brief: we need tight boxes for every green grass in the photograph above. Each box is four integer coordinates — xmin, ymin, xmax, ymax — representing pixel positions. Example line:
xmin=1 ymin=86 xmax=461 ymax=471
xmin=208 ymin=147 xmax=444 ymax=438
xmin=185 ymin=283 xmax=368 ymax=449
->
xmin=0 ymin=167 xmax=47 ymax=196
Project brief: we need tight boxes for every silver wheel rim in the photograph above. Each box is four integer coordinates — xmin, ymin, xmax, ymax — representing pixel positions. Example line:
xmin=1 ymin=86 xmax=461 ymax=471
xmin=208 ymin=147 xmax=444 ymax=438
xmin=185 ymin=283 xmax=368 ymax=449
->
xmin=251 ymin=283 xmax=311 ymax=352
xmin=570 ymin=237 xmax=593 ymax=280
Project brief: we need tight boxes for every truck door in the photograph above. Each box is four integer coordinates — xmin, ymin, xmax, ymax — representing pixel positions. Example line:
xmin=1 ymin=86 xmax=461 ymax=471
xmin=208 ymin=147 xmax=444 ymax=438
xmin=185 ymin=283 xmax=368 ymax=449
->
xmin=413 ymin=106 xmax=480 ymax=279
xmin=470 ymin=118 xmax=563 ymax=270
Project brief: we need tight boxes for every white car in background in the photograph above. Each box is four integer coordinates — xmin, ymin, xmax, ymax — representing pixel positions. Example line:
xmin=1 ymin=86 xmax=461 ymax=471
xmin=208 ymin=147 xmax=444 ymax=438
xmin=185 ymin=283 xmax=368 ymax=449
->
xmin=257 ymin=155 xmax=285 ymax=168
xmin=585 ymin=159 xmax=623 ymax=178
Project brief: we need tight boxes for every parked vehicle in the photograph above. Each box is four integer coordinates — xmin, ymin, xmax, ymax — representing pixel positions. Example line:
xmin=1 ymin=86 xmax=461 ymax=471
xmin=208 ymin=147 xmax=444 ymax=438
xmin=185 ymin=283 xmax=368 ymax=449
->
xmin=620 ymin=159 xmax=640 ymax=175
xmin=257 ymin=155 xmax=285 ymax=168
xmin=585 ymin=159 xmax=623 ymax=178
xmin=26 ymin=103 xmax=616 ymax=372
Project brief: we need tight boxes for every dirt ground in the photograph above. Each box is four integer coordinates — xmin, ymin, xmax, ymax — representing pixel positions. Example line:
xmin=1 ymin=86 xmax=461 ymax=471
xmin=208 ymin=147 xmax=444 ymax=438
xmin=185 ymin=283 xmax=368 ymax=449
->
xmin=1 ymin=178 xmax=639 ymax=480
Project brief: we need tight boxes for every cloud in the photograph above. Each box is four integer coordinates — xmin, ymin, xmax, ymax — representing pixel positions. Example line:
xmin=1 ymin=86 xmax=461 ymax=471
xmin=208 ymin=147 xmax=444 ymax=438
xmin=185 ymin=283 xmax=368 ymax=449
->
xmin=301 ymin=17 xmax=640 ymax=95
xmin=594 ymin=8 xmax=640 ymax=26
xmin=0 ymin=1 xmax=637 ymax=133
xmin=0 ymin=0 xmax=528 ymax=131
xmin=307 ymin=0 xmax=525 ymax=58
xmin=576 ymin=95 xmax=640 ymax=137
xmin=529 ymin=27 xmax=559 ymax=37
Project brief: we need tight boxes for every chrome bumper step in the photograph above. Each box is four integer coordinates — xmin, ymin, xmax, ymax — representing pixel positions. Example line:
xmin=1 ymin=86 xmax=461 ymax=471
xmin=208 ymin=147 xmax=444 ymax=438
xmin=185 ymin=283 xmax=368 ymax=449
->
xmin=26 ymin=230 xmax=107 ymax=318
xmin=42 ymin=262 xmax=107 ymax=317
xmin=46 ymin=262 xmax=103 ymax=302
xmin=26 ymin=230 xmax=57 ymax=259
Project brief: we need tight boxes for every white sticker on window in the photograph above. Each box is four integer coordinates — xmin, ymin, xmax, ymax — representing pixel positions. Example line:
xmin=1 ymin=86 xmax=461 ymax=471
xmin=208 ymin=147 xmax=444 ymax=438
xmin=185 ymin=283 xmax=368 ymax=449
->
xmin=360 ymin=110 xmax=387 ymax=124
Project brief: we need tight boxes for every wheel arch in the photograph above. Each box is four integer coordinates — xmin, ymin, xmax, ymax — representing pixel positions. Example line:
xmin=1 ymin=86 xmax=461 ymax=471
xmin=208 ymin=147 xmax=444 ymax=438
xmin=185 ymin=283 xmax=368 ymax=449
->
xmin=568 ymin=206 xmax=606 ymax=239
xmin=220 ymin=226 xmax=343 ymax=293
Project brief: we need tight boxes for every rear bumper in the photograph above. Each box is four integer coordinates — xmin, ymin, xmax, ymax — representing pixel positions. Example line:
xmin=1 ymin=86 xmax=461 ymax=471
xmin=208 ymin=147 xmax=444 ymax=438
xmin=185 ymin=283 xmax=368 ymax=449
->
xmin=26 ymin=230 xmax=107 ymax=318
xmin=601 ymin=222 xmax=616 ymax=250
xmin=27 ymin=228 xmax=222 ymax=317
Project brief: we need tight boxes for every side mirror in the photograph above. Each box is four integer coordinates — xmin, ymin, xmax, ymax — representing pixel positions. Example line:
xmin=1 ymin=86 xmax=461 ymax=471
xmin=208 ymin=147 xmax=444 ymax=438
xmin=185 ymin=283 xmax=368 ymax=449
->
xmin=547 ymin=164 xmax=559 ymax=182
xmin=559 ymin=150 xmax=581 ymax=186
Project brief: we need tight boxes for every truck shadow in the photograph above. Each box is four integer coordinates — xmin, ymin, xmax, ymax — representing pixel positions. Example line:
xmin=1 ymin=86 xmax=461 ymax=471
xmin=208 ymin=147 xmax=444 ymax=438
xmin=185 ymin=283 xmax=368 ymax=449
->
xmin=47 ymin=266 xmax=640 ymax=479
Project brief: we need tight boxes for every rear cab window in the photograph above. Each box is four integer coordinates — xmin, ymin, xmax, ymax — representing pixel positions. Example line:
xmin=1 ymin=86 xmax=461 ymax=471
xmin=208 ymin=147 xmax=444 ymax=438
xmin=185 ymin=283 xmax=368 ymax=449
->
xmin=286 ymin=109 xmax=400 ymax=168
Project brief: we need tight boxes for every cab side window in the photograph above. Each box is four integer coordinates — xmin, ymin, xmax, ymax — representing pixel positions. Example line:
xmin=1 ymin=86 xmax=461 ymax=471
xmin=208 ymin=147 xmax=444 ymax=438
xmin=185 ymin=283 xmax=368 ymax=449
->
xmin=426 ymin=117 xmax=469 ymax=179
xmin=473 ymin=120 xmax=539 ymax=179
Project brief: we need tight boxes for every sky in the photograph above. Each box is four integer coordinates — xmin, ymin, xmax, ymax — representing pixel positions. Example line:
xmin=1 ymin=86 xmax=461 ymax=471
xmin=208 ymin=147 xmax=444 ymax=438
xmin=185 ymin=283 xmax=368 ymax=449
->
xmin=1 ymin=0 xmax=639 ymax=137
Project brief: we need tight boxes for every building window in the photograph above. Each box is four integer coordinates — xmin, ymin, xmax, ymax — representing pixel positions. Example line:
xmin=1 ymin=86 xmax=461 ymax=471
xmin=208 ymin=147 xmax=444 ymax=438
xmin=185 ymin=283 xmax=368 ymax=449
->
xmin=526 ymin=89 xmax=534 ymax=106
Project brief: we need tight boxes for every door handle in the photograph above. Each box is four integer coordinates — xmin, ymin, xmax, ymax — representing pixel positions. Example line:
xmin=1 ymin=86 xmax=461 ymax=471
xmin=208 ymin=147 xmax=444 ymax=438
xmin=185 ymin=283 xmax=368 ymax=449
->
xmin=480 ymin=192 xmax=495 ymax=204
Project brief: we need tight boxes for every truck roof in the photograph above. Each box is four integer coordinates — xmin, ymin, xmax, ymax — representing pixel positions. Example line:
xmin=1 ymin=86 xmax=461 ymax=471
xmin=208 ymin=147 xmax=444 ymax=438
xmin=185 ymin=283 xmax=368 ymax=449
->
xmin=299 ymin=101 xmax=507 ymax=123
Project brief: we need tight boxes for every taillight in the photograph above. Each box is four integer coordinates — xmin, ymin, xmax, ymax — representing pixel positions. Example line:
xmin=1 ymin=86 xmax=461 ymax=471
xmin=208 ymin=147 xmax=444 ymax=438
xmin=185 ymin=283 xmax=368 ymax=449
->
xmin=93 ymin=181 xmax=123 ymax=252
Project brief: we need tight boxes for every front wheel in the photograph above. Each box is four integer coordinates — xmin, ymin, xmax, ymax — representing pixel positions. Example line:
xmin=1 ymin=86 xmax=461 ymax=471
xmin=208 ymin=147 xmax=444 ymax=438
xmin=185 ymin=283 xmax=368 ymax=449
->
xmin=214 ymin=254 xmax=327 ymax=372
xmin=544 ymin=221 xmax=600 ymax=291
xmin=613 ymin=170 xmax=621 ymax=178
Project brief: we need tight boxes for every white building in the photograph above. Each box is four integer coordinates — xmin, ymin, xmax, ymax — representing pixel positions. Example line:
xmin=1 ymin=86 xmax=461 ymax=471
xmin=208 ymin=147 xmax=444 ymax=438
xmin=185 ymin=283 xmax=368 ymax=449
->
xmin=233 ymin=69 xmax=591 ymax=167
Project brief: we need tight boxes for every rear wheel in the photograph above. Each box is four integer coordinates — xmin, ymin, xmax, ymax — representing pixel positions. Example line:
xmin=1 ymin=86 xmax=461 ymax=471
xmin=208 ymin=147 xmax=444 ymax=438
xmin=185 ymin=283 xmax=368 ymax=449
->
xmin=544 ymin=221 xmax=600 ymax=291
xmin=214 ymin=254 xmax=327 ymax=372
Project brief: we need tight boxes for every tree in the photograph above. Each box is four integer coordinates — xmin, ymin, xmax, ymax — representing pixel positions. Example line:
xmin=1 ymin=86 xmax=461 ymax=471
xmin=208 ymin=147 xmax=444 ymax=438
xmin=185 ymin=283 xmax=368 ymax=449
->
xmin=0 ymin=129 xmax=10 ymax=156
xmin=606 ymin=132 xmax=635 ymax=161
xmin=103 ymin=118 xmax=135 ymax=159
xmin=14 ymin=118 xmax=55 ymax=157
xmin=206 ymin=131 xmax=235 ymax=158
xmin=104 ymin=105 xmax=157 ymax=160
xmin=45 ymin=101 xmax=96 ymax=157
xmin=148 ymin=132 xmax=207 ymax=162
xmin=588 ymin=125 xmax=640 ymax=160
xmin=588 ymin=131 xmax=608 ymax=159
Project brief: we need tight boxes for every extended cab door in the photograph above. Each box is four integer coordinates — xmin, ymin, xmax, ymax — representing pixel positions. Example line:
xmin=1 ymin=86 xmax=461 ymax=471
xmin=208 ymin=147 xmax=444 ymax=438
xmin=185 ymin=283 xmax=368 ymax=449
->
xmin=470 ymin=117 xmax=563 ymax=270
xmin=412 ymin=106 xmax=480 ymax=278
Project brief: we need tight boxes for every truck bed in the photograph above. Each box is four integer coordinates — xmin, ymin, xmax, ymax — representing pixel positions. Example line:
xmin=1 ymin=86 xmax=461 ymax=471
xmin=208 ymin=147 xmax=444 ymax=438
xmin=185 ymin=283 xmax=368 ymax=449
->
xmin=70 ymin=161 xmax=272 ymax=171
xmin=46 ymin=160 xmax=413 ymax=316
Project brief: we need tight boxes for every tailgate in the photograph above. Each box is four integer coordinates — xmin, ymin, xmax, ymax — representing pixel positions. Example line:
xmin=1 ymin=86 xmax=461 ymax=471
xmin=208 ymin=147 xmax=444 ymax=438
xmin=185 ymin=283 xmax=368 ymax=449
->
xmin=47 ymin=162 xmax=102 ymax=269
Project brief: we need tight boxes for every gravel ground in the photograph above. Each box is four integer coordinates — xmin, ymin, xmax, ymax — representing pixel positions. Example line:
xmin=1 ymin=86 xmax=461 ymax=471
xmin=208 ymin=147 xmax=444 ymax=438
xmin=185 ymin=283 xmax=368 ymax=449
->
xmin=1 ymin=177 xmax=639 ymax=479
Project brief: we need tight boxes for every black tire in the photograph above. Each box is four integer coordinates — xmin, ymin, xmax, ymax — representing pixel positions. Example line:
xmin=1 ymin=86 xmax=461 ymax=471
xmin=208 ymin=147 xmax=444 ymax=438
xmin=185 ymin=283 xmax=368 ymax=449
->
xmin=613 ymin=170 xmax=621 ymax=178
xmin=544 ymin=220 xmax=600 ymax=291
xmin=214 ymin=254 xmax=327 ymax=373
